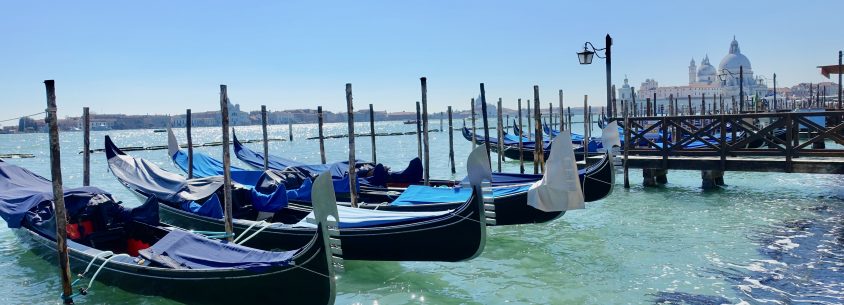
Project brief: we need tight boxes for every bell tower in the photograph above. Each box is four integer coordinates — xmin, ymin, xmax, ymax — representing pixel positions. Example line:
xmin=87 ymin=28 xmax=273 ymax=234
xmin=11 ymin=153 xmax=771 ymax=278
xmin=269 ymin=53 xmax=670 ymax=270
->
xmin=689 ymin=58 xmax=697 ymax=85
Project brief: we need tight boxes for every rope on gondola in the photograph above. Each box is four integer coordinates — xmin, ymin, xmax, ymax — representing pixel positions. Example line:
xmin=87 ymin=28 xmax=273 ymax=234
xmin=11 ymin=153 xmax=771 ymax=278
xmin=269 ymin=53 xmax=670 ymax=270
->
xmin=0 ymin=111 xmax=45 ymax=123
xmin=233 ymin=220 xmax=272 ymax=245
xmin=62 ymin=251 xmax=131 ymax=301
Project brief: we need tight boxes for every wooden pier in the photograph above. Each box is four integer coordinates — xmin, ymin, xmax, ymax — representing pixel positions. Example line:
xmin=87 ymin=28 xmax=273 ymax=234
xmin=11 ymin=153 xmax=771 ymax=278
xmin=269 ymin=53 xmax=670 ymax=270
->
xmin=615 ymin=110 xmax=844 ymax=188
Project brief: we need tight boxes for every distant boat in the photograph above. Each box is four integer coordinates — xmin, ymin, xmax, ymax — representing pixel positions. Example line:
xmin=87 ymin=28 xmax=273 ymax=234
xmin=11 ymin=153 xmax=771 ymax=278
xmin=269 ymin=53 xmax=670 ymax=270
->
xmin=403 ymin=120 xmax=418 ymax=125
xmin=153 ymin=129 xmax=167 ymax=133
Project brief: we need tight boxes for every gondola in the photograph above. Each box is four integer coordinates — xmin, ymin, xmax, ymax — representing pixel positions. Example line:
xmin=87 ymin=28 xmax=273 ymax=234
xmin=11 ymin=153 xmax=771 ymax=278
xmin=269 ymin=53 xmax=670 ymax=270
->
xmin=228 ymin=130 xmax=422 ymax=186
xmin=225 ymin=132 xmax=614 ymax=225
xmin=106 ymin=135 xmax=490 ymax=262
xmin=0 ymin=160 xmax=340 ymax=305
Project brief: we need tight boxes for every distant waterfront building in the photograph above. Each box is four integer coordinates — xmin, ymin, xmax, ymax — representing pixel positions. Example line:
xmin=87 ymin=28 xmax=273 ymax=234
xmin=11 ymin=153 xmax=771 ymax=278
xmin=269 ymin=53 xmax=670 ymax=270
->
xmin=621 ymin=37 xmax=768 ymax=111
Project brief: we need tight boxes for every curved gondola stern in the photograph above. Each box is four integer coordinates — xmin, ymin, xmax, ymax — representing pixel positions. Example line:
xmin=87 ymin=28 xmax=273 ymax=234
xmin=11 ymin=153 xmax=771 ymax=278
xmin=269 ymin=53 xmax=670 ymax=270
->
xmin=310 ymin=171 xmax=343 ymax=304
xmin=465 ymin=145 xmax=492 ymax=260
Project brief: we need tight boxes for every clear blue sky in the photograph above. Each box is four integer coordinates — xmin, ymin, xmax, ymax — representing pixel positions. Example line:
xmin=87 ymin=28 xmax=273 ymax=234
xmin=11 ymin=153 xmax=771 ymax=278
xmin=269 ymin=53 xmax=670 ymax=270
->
xmin=1 ymin=0 xmax=842 ymax=124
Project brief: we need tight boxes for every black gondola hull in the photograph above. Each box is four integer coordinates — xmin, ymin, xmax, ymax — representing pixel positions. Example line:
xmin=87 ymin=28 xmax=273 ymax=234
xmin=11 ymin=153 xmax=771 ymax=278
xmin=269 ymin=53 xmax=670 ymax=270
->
xmin=151 ymin=192 xmax=486 ymax=262
xmin=15 ymin=226 xmax=334 ymax=305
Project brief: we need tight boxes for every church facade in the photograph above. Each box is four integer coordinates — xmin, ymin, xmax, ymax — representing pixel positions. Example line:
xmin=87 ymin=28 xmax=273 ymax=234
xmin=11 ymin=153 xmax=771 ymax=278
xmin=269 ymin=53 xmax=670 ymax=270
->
xmin=620 ymin=37 xmax=768 ymax=108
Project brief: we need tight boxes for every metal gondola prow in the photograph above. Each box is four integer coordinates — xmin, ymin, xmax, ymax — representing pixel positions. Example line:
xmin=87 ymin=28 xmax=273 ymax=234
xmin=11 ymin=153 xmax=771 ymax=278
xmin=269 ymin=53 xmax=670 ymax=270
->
xmin=310 ymin=171 xmax=345 ymax=275
xmin=465 ymin=146 xmax=492 ymax=258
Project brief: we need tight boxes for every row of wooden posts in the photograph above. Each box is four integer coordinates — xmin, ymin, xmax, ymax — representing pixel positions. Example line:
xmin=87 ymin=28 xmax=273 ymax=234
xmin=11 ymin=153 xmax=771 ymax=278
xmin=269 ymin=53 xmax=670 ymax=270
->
xmin=617 ymin=90 xmax=842 ymax=119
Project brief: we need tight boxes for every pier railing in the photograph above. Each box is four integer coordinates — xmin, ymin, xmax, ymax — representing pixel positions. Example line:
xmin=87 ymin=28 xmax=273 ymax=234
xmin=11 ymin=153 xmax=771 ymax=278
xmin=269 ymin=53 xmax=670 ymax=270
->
xmin=614 ymin=111 xmax=844 ymax=172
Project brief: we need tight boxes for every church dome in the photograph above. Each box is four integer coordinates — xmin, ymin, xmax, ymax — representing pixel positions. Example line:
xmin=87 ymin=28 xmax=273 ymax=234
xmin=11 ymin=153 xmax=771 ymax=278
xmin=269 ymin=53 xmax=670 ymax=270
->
xmin=697 ymin=55 xmax=716 ymax=82
xmin=719 ymin=37 xmax=751 ymax=71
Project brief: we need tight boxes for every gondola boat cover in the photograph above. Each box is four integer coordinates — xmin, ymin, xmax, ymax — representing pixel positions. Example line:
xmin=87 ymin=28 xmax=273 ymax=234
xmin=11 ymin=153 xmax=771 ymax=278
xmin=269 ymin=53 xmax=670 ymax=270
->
xmin=168 ymin=129 xmax=360 ymax=193
xmin=0 ymin=160 xmax=116 ymax=228
xmin=232 ymin=131 xmax=422 ymax=185
xmin=389 ymin=184 xmax=531 ymax=206
xmin=139 ymin=229 xmax=296 ymax=271
xmin=109 ymin=137 xmax=453 ymax=228
xmin=527 ymin=133 xmax=584 ymax=212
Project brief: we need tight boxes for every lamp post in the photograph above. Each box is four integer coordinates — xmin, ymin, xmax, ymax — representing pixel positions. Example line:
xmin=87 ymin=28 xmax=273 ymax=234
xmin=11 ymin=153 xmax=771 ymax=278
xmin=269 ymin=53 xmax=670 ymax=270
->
xmin=577 ymin=34 xmax=613 ymax=118
xmin=719 ymin=67 xmax=745 ymax=112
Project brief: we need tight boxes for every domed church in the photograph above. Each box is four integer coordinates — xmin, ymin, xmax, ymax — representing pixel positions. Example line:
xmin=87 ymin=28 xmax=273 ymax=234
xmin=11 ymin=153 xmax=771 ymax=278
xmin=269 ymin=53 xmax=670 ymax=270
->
xmin=625 ymin=37 xmax=768 ymax=108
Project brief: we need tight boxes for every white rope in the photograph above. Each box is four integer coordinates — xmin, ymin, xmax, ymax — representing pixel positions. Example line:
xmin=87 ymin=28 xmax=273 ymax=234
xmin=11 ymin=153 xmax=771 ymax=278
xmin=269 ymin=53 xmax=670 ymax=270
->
xmin=232 ymin=220 xmax=268 ymax=244
xmin=86 ymin=254 xmax=131 ymax=290
xmin=236 ymin=221 xmax=273 ymax=245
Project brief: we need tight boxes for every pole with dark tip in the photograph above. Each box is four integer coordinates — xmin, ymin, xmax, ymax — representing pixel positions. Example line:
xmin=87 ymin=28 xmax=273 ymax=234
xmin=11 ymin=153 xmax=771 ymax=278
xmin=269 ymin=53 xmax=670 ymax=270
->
xmin=447 ymin=106 xmax=455 ymax=174
xmin=346 ymin=84 xmax=358 ymax=207
xmin=559 ymin=90 xmax=565 ymax=131
xmin=548 ymin=102 xmax=553 ymax=133
xmin=605 ymin=34 xmax=613 ymax=118
xmin=317 ymin=106 xmax=326 ymax=164
xmin=518 ymin=98 xmax=524 ymax=174
xmin=623 ymin=99 xmax=630 ymax=189
xmin=497 ymin=98 xmax=504 ymax=172
xmin=838 ymin=51 xmax=842 ymax=110
xmin=420 ymin=77 xmax=430 ymax=186
xmin=261 ymin=105 xmax=269 ymax=171
xmin=583 ymin=95 xmax=589 ymax=161
xmin=534 ymin=86 xmax=544 ymax=173
xmin=527 ymin=100 xmax=532 ymax=138
xmin=45 ymin=80 xmax=74 ymax=304
xmin=416 ymin=101 xmax=422 ymax=159
xmin=480 ymin=83 xmax=492 ymax=167
xmin=369 ymin=104 xmax=376 ymax=164
xmin=219 ymin=85 xmax=234 ymax=242
xmin=83 ymin=107 xmax=90 ymax=187
xmin=739 ymin=65 xmax=744 ymax=112
xmin=186 ymin=109 xmax=193 ymax=178
xmin=773 ymin=74 xmax=778 ymax=111
xmin=288 ymin=120 xmax=293 ymax=142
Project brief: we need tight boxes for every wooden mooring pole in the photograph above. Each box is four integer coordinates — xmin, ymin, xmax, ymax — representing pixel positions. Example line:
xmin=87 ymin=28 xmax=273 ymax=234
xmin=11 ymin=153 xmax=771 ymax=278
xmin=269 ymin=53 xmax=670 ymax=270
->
xmin=82 ymin=107 xmax=90 ymax=187
xmin=369 ymin=104 xmax=377 ymax=164
xmin=219 ymin=85 xmax=234 ymax=242
xmin=518 ymin=98 xmax=525 ymax=174
xmin=497 ymin=98 xmax=504 ymax=172
xmin=186 ymin=109 xmax=193 ymax=178
xmin=261 ymin=105 xmax=269 ymax=171
xmin=447 ymin=106 xmax=455 ymax=174
xmin=622 ymin=100 xmax=630 ymax=189
xmin=534 ymin=85 xmax=544 ymax=173
xmin=346 ymin=84 xmax=358 ymax=207
xmin=559 ymin=90 xmax=565 ymax=131
xmin=288 ymin=120 xmax=293 ymax=142
xmin=527 ymin=100 xmax=532 ymax=138
xmin=420 ymin=77 xmax=430 ymax=186
xmin=45 ymin=80 xmax=74 ymax=304
xmin=317 ymin=106 xmax=326 ymax=164
xmin=415 ymin=101 xmax=422 ymax=159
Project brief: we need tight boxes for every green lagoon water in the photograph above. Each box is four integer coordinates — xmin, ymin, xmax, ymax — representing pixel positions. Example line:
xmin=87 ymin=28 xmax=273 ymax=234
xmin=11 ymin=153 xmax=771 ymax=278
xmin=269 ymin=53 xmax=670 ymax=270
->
xmin=0 ymin=120 xmax=842 ymax=304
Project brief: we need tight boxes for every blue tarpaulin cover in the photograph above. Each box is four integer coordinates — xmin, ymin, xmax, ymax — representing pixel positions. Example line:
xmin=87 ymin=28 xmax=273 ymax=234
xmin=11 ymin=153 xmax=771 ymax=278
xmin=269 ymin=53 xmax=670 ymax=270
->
xmin=389 ymin=184 xmax=531 ymax=206
xmin=180 ymin=193 xmax=224 ymax=219
xmin=0 ymin=160 xmax=114 ymax=228
xmin=233 ymin=132 xmax=417 ymax=185
xmin=140 ymin=229 xmax=296 ymax=271
xmin=296 ymin=204 xmax=451 ymax=228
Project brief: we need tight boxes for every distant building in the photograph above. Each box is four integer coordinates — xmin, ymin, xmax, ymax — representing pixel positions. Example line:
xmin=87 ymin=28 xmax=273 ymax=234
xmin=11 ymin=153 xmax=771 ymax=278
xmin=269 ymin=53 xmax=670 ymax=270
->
xmin=621 ymin=37 xmax=768 ymax=112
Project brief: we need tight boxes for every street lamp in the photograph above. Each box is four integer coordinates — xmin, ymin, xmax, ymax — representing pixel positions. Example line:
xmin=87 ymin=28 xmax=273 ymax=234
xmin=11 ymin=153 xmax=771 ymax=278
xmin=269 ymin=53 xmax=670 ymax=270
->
xmin=718 ymin=66 xmax=745 ymax=112
xmin=577 ymin=34 xmax=613 ymax=118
